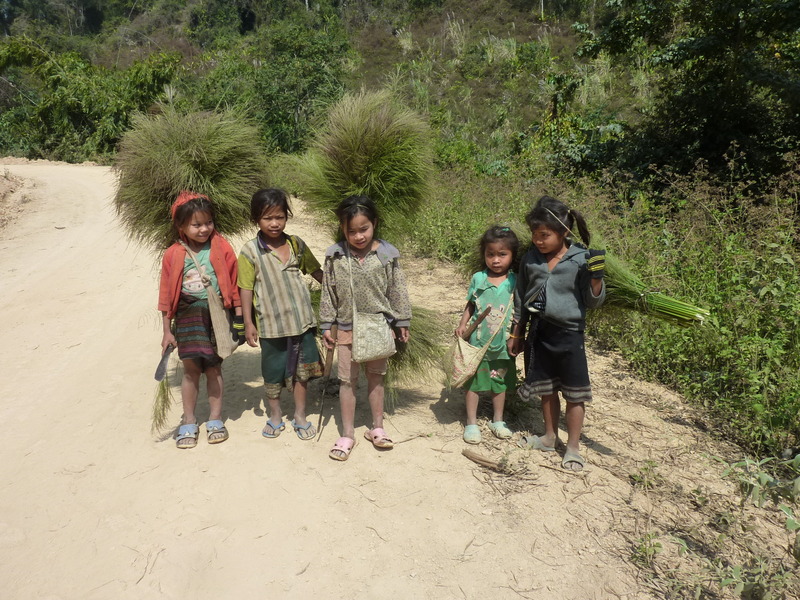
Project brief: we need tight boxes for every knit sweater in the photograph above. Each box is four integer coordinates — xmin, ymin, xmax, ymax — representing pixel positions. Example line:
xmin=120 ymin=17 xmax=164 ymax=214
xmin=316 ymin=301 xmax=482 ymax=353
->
xmin=513 ymin=243 xmax=605 ymax=332
xmin=319 ymin=240 xmax=412 ymax=331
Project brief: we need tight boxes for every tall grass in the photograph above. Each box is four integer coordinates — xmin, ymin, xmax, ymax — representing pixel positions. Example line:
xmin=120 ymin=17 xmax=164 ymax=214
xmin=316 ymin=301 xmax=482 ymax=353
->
xmin=114 ymin=107 xmax=269 ymax=251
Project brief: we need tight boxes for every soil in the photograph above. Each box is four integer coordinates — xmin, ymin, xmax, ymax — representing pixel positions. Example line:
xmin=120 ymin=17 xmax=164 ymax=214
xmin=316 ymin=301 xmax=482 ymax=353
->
xmin=0 ymin=160 xmax=795 ymax=599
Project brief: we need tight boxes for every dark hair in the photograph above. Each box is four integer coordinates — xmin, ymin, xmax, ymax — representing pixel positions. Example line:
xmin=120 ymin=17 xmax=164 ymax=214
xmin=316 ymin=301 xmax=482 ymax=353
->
xmin=480 ymin=225 xmax=520 ymax=268
xmin=172 ymin=197 xmax=215 ymax=240
xmin=250 ymin=188 xmax=293 ymax=223
xmin=335 ymin=195 xmax=379 ymax=228
xmin=524 ymin=195 xmax=591 ymax=246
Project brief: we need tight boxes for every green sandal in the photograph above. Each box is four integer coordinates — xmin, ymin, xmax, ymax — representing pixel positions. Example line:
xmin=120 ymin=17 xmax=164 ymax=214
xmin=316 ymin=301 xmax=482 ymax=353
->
xmin=488 ymin=421 xmax=512 ymax=439
xmin=463 ymin=424 xmax=481 ymax=444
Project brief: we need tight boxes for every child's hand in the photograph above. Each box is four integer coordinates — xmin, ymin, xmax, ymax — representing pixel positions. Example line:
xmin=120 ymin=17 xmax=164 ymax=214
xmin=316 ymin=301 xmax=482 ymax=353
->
xmin=454 ymin=325 xmax=466 ymax=340
xmin=245 ymin=323 xmax=259 ymax=347
xmin=322 ymin=329 xmax=336 ymax=349
xmin=507 ymin=336 xmax=523 ymax=357
xmin=161 ymin=332 xmax=177 ymax=353
xmin=395 ymin=327 xmax=410 ymax=343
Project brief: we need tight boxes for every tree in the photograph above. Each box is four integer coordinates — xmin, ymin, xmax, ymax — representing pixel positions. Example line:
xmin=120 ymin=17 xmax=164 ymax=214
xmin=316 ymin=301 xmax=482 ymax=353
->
xmin=577 ymin=0 xmax=800 ymax=178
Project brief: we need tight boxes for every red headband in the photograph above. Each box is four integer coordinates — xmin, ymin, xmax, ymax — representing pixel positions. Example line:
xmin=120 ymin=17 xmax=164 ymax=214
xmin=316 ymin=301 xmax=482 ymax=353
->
xmin=171 ymin=190 xmax=210 ymax=220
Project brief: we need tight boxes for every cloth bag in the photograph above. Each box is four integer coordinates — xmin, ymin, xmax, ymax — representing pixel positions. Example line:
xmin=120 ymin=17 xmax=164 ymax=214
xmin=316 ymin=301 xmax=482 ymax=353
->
xmin=181 ymin=242 xmax=238 ymax=360
xmin=446 ymin=323 xmax=503 ymax=388
xmin=347 ymin=248 xmax=397 ymax=363
xmin=445 ymin=290 xmax=514 ymax=388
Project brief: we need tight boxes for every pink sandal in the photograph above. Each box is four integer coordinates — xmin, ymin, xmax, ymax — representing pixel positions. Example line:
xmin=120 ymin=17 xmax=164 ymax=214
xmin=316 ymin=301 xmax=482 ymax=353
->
xmin=364 ymin=427 xmax=394 ymax=449
xmin=329 ymin=437 xmax=355 ymax=461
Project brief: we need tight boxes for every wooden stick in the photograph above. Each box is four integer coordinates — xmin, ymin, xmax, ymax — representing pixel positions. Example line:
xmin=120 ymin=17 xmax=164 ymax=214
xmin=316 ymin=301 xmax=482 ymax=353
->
xmin=462 ymin=306 xmax=491 ymax=340
xmin=462 ymin=448 xmax=503 ymax=471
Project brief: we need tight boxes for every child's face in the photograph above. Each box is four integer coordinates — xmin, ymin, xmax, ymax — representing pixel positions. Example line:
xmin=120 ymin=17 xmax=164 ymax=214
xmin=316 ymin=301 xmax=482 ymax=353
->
xmin=531 ymin=225 xmax=566 ymax=256
xmin=258 ymin=206 xmax=288 ymax=241
xmin=484 ymin=241 xmax=513 ymax=276
xmin=342 ymin=213 xmax=375 ymax=253
xmin=179 ymin=210 xmax=214 ymax=246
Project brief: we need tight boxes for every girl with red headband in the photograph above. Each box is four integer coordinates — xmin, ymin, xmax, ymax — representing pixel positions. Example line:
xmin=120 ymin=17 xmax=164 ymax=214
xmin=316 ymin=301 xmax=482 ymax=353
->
xmin=158 ymin=191 xmax=243 ymax=449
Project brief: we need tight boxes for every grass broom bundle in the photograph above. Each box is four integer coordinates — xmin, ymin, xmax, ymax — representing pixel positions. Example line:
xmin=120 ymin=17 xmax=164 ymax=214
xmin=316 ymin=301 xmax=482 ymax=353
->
xmin=151 ymin=375 xmax=175 ymax=434
xmin=292 ymin=89 xmax=433 ymax=241
xmin=114 ymin=107 xmax=269 ymax=251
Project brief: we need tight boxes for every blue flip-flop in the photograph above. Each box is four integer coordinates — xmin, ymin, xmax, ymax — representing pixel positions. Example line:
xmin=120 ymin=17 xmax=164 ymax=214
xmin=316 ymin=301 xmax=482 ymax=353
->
xmin=291 ymin=419 xmax=316 ymax=441
xmin=262 ymin=419 xmax=285 ymax=438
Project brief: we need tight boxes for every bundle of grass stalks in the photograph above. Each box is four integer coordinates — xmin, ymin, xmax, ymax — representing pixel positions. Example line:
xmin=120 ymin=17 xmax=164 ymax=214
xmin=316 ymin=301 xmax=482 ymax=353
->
xmin=292 ymin=89 xmax=433 ymax=241
xmin=114 ymin=107 xmax=269 ymax=251
xmin=604 ymin=254 xmax=710 ymax=326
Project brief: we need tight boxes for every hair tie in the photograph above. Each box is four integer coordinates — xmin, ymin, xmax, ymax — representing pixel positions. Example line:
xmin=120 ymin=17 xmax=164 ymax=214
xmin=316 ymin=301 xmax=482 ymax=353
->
xmin=500 ymin=226 xmax=511 ymax=232
xmin=171 ymin=190 xmax=209 ymax=220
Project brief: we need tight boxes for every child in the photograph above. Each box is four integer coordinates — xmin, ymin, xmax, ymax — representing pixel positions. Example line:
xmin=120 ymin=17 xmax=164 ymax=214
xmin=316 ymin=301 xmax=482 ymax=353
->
xmin=507 ymin=196 xmax=606 ymax=471
xmin=238 ymin=188 xmax=324 ymax=440
xmin=320 ymin=196 xmax=412 ymax=461
xmin=158 ymin=191 xmax=242 ymax=449
xmin=455 ymin=226 xmax=519 ymax=444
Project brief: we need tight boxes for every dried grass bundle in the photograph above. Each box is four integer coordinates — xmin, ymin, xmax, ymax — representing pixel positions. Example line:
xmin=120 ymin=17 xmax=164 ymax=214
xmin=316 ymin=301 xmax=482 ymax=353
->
xmin=114 ymin=107 xmax=269 ymax=250
xmin=293 ymin=90 xmax=433 ymax=240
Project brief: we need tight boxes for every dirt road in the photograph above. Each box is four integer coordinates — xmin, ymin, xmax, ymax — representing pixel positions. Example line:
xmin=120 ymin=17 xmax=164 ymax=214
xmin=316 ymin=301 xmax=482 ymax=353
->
xmin=1 ymin=160 xmax=785 ymax=599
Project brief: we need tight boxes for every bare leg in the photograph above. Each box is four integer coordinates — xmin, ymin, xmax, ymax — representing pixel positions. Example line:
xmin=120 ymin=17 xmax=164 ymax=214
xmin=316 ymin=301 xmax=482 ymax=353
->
xmin=366 ymin=371 xmax=385 ymax=430
xmin=491 ymin=391 xmax=506 ymax=423
xmin=465 ymin=390 xmax=479 ymax=426
xmin=180 ymin=359 xmax=201 ymax=425
xmin=266 ymin=396 xmax=282 ymax=426
xmin=540 ymin=392 xmax=560 ymax=448
xmin=293 ymin=381 xmax=309 ymax=426
xmin=205 ymin=364 xmax=223 ymax=421
xmin=331 ymin=349 xmax=358 ymax=459
xmin=338 ymin=381 xmax=356 ymax=440
xmin=565 ymin=402 xmax=585 ymax=450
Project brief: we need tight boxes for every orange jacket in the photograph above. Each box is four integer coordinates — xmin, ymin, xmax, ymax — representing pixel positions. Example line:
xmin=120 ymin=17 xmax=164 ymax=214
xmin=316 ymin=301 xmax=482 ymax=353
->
xmin=158 ymin=233 xmax=241 ymax=318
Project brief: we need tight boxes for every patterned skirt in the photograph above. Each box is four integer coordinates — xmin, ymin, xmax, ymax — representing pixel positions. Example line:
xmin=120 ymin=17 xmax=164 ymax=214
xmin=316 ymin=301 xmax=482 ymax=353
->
xmin=174 ymin=294 xmax=222 ymax=370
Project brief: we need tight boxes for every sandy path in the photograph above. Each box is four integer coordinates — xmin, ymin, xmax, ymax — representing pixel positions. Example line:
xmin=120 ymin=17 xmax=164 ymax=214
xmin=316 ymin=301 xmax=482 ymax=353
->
xmin=1 ymin=161 xmax=767 ymax=599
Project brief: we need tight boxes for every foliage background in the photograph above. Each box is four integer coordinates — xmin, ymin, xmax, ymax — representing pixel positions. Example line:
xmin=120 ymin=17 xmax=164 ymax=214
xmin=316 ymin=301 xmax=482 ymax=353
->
xmin=1 ymin=0 xmax=798 ymax=456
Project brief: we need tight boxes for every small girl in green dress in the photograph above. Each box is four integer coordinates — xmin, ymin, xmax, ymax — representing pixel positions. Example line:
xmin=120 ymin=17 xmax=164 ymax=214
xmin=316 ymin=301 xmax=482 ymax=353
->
xmin=454 ymin=226 xmax=520 ymax=444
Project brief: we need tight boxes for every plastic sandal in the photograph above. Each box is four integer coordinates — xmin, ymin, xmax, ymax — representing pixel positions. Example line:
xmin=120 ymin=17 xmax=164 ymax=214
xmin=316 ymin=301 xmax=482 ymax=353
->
xmin=518 ymin=434 xmax=556 ymax=452
xmin=176 ymin=423 xmax=199 ymax=449
xmin=463 ymin=424 xmax=481 ymax=445
xmin=206 ymin=420 xmax=229 ymax=444
xmin=329 ymin=437 xmax=355 ymax=461
xmin=262 ymin=419 xmax=285 ymax=438
xmin=562 ymin=449 xmax=586 ymax=472
xmin=364 ymin=427 xmax=394 ymax=449
xmin=488 ymin=421 xmax=512 ymax=439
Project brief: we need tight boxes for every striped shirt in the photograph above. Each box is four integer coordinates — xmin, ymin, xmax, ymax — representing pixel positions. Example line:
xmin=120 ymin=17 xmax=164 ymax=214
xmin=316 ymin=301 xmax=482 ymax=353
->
xmin=238 ymin=234 xmax=321 ymax=338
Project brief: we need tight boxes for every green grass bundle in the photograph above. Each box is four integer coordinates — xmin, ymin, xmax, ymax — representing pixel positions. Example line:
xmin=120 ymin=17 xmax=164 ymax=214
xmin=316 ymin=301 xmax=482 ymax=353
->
xmin=114 ymin=107 xmax=269 ymax=251
xmin=292 ymin=89 xmax=433 ymax=240
xmin=604 ymin=254 xmax=710 ymax=326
